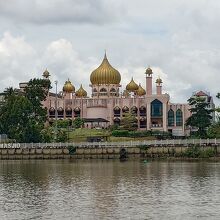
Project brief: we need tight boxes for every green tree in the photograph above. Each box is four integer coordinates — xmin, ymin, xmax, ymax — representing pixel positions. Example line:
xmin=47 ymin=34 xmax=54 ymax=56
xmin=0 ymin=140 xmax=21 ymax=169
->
xmin=186 ymin=97 xmax=213 ymax=138
xmin=207 ymin=121 xmax=220 ymax=138
xmin=25 ymin=78 xmax=51 ymax=122
xmin=0 ymin=78 xmax=51 ymax=142
xmin=120 ymin=112 xmax=138 ymax=131
xmin=73 ymin=117 xmax=84 ymax=129
xmin=0 ymin=95 xmax=43 ymax=142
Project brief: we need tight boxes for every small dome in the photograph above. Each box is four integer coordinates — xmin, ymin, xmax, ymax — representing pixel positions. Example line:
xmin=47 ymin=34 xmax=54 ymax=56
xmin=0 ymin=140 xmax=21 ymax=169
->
xmin=63 ymin=79 xmax=75 ymax=93
xmin=75 ymin=84 xmax=87 ymax=97
xmin=136 ymin=84 xmax=146 ymax=96
xmin=126 ymin=77 xmax=139 ymax=92
xmin=145 ymin=67 xmax=153 ymax=76
xmin=156 ymin=77 xmax=163 ymax=85
xmin=90 ymin=53 xmax=121 ymax=85
xmin=42 ymin=69 xmax=50 ymax=78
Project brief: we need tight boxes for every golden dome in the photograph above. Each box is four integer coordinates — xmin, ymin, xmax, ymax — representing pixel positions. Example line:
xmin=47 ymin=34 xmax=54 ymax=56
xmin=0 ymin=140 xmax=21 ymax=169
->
xmin=145 ymin=67 xmax=153 ymax=76
xmin=136 ymin=84 xmax=146 ymax=96
xmin=126 ymin=77 xmax=139 ymax=92
xmin=42 ymin=69 xmax=50 ymax=78
xmin=156 ymin=77 xmax=163 ymax=85
xmin=63 ymin=79 xmax=75 ymax=93
xmin=75 ymin=84 xmax=87 ymax=97
xmin=90 ymin=53 xmax=121 ymax=85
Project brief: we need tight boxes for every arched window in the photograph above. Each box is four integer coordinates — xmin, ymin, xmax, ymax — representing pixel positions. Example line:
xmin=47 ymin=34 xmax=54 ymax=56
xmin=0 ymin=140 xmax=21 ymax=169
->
xmin=92 ymin=88 xmax=97 ymax=97
xmin=57 ymin=107 xmax=64 ymax=118
xmin=66 ymin=107 xmax=72 ymax=118
xmin=131 ymin=106 xmax=138 ymax=116
xmin=113 ymin=106 xmax=120 ymax=117
xmin=100 ymin=88 xmax=107 ymax=96
xmin=74 ymin=107 xmax=81 ymax=117
xmin=110 ymin=88 xmax=116 ymax=96
xmin=168 ymin=109 xmax=174 ymax=126
xmin=139 ymin=106 xmax=146 ymax=116
xmin=139 ymin=117 xmax=146 ymax=128
xmin=176 ymin=109 xmax=183 ymax=126
xmin=122 ymin=106 xmax=129 ymax=116
xmin=151 ymin=99 xmax=163 ymax=117
xmin=49 ymin=107 xmax=55 ymax=117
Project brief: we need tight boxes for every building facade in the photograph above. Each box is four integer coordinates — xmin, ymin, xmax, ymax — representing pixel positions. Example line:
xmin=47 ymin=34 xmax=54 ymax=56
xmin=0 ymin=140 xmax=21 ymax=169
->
xmin=42 ymin=53 xmax=193 ymax=136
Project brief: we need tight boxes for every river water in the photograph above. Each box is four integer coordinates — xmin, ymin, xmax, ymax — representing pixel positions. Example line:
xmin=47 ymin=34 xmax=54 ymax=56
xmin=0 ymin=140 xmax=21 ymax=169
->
xmin=0 ymin=160 xmax=219 ymax=220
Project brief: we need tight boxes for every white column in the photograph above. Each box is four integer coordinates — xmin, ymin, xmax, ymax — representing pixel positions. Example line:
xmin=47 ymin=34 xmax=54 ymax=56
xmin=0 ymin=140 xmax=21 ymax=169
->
xmin=163 ymin=103 xmax=167 ymax=131
xmin=147 ymin=103 xmax=151 ymax=130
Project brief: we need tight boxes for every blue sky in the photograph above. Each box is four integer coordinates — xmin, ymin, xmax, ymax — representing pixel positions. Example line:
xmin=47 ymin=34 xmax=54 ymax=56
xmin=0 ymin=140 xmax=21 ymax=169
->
xmin=0 ymin=0 xmax=219 ymax=104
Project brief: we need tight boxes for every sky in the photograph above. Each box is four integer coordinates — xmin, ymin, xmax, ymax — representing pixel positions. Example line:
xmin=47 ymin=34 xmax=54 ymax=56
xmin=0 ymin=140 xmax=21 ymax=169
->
xmin=0 ymin=0 xmax=219 ymax=104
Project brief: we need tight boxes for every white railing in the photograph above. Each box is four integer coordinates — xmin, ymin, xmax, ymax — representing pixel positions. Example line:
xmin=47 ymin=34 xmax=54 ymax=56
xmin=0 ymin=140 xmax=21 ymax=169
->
xmin=0 ymin=139 xmax=220 ymax=149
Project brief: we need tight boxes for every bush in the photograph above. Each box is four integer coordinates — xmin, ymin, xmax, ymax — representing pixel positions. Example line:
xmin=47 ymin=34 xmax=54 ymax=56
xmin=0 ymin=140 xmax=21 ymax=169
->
xmin=111 ymin=130 xmax=153 ymax=137
xmin=112 ymin=130 xmax=129 ymax=137
xmin=183 ymin=145 xmax=216 ymax=158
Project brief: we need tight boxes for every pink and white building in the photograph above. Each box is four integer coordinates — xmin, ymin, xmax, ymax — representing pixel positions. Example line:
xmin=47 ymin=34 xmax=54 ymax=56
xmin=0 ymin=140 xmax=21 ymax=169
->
xmin=41 ymin=53 xmax=195 ymax=136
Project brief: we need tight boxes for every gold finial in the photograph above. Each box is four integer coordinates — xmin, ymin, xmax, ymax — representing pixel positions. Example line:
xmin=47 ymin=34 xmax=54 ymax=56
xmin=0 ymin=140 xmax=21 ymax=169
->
xmin=145 ymin=66 xmax=153 ymax=75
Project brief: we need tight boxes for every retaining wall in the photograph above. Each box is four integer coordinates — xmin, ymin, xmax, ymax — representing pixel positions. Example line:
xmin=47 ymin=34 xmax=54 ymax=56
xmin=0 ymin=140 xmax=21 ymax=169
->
xmin=0 ymin=145 xmax=220 ymax=160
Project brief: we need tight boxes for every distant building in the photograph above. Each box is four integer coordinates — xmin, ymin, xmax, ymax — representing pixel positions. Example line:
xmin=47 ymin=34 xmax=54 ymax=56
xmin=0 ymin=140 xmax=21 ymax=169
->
xmin=191 ymin=90 xmax=215 ymax=122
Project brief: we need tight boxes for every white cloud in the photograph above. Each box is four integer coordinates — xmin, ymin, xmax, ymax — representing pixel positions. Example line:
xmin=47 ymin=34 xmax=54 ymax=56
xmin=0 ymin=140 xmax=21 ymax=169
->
xmin=0 ymin=0 xmax=220 ymax=105
xmin=0 ymin=0 xmax=124 ymax=25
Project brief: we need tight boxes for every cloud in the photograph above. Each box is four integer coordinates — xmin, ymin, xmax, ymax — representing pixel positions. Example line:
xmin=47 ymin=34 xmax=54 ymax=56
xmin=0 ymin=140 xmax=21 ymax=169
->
xmin=0 ymin=32 xmax=37 ymax=89
xmin=0 ymin=0 xmax=220 ymax=105
xmin=0 ymin=0 xmax=124 ymax=25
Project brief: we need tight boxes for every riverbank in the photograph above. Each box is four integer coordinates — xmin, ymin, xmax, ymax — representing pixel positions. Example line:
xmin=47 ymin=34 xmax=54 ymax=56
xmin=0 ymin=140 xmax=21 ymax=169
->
xmin=0 ymin=144 xmax=220 ymax=160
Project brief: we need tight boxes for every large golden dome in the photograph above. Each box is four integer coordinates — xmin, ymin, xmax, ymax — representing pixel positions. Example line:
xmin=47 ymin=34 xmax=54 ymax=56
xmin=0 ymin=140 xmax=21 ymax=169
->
xmin=90 ymin=53 xmax=121 ymax=85
xmin=63 ymin=79 xmax=75 ymax=93
xmin=136 ymin=84 xmax=146 ymax=96
xmin=75 ymin=84 xmax=87 ymax=97
xmin=126 ymin=77 xmax=139 ymax=92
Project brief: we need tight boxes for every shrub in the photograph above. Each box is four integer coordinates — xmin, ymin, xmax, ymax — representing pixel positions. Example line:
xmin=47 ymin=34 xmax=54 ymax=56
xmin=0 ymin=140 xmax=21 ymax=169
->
xmin=112 ymin=130 xmax=129 ymax=137
xmin=183 ymin=145 xmax=216 ymax=158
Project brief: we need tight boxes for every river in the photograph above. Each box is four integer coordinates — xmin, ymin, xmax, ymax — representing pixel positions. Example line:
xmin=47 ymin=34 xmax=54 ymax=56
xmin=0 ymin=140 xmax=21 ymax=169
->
xmin=0 ymin=160 xmax=219 ymax=220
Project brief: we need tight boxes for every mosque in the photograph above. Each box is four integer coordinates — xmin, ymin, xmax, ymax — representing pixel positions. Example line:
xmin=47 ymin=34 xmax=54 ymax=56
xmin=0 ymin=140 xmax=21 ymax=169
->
xmin=41 ymin=53 xmax=194 ymax=136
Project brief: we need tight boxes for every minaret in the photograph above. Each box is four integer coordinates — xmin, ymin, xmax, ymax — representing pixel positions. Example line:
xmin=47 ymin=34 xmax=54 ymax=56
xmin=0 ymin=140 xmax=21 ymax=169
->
xmin=145 ymin=67 xmax=153 ymax=95
xmin=156 ymin=77 xmax=163 ymax=95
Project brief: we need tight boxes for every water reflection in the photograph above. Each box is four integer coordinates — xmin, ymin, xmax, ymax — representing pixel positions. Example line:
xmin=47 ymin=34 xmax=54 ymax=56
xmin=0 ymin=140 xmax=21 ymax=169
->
xmin=0 ymin=160 xmax=219 ymax=220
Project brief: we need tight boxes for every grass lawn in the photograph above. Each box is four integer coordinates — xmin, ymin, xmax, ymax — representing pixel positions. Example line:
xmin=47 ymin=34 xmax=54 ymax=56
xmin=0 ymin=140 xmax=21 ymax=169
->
xmin=67 ymin=128 xmax=156 ymax=142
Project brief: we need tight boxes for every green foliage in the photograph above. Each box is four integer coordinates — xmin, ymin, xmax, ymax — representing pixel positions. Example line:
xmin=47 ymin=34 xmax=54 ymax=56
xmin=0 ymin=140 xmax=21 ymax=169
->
xmin=151 ymin=131 xmax=171 ymax=139
xmin=186 ymin=97 xmax=213 ymax=138
xmin=109 ymin=124 xmax=119 ymax=131
xmin=73 ymin=117 xmax=84 ymax=129
xmin=0 ymin=78 xmax=51 ymax=143
xmin=112 ymin=130 xmax=152 ymax=137
xmin=25 ymin=78 xmax=51 ymax=123
xmin=183 ymin=145 xmax=215 ymax=158
xmin=120 ymin=112 xmax=138 ymax=131
xmin=41 ymin=128 xmax=53 ymax=143
xmin=112 ymin=130 xmax=129 ymax=137
xmin=55 ymin=120 xmax=70 ymax=129
xmin=207 ymin=121 xmax=220 ymax=138
xmin=139 ymin=145 xmax=150 ymax=151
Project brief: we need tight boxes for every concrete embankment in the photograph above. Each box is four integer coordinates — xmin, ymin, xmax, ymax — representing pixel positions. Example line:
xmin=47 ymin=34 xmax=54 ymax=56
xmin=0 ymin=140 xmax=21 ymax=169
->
xmin=0 ymin=145 xmax=220 ymax=159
